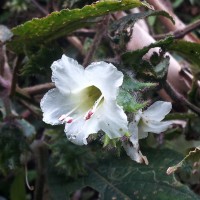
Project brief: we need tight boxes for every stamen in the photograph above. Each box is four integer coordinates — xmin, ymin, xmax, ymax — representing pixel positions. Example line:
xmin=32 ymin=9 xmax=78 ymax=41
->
xmin=65 ymin=117 xmax=73 ymax=123
xmin=84 ymin=94 xmax=104 ymax=120
xmin=58 ymin=105 xmax=80 ymax=122
xmin=85 ymin=110 xmax=94 ymax=120
xmin=59 ymin=114 xmax=67 ymax=121
xmin=93 ymin=95 xmax=104 ymax=111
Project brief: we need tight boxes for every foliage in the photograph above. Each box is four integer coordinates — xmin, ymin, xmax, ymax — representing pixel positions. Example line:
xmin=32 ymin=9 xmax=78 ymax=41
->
xmin=1 ymin=0 xmax=200 ymax=199
xmin=48 ymin=148 xmax=200 ymax=200
xmin=8 ymin=0 xmax=148 ymax=53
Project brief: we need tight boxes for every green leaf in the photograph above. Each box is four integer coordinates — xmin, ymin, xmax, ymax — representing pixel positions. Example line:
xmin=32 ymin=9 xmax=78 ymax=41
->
xmin=121 ymin=37 xmax=173 ymax=80
xmin=0 ymin=122 xmax=29 ymax=174
xmin=117 ymin=89 xmax=146 ymax=112
xmin=109 ymin=10 xmax=174 ymax=44
xmin=22 ymin=43 xmax=63 ymax=75
xmin=48 ymin=148 xmax=199 ymax=200
xmin=10 ymin=169 xmax=26 ymax=200
xmin=167 ymin=40 xmax=200 ymax=75
xmin=167 ymin=147 xmax=200 ymax=175
xmin=49 ymin=133 xmax=95 ymax=178
xmin=9 ymin=0 xmax=147 ymax=53
xmin=16 ymin=119 xmax=36 ymax=137
xmin=122 ymin=75 xmax=157 ymax=92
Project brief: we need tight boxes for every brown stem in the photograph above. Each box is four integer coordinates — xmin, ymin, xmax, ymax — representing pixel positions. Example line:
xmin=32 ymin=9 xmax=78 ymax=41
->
xmin=2 ymin=97 xmax=12 ymax=117
xmin=162 ymin=81 xmax=200 ymax=116
xmin=146 ymin=0 xmax=199 ymax=42
xmin=19 ymin=100 xmax=41 ymax=118
xmin=33 ymin=141 xmax=48 ymax=200
xmin=30 ymin=0 xmax=49 ymax=15
xmin=23 ymin=83 xmax=54 ymax=95
xmin=83 ymin=16 xmax=110 ymax=67
xmin=67 ymin=36 xmax=85 ymax=56
xmin=10 ymin=55 xmax=24 ymax=97
xmin=154 ymin=19 xmax=200 ymax=40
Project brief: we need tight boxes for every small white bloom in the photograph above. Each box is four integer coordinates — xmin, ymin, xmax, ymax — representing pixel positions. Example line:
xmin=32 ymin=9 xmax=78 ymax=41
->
xmin=40 ymin=55 xmax=128 ymax=145
xmin=123 ymin=101 xmax=172 ymax=164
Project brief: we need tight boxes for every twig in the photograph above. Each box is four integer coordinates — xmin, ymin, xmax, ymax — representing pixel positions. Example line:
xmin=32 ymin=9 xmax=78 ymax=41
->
xmin=33 ymin=141 xmax=48 ymax=200
xmin=165 ymin=113 xmax=197 ymax=120
xmin=16 ymin=87 xmax=40 ymax=107
xmin=23 ymin=83 xmax=54 ymax=95
xmin=29 ymin=0 xmax=49 ymax=15
xmin=0 ymin=44 xmax=5 ymax=76
xmin=72 ymin=29 xmax=96 ymax=38
xmin=154 ymin=19 xmax=200 ymax=40
xmin=19 ymin=100 xmax=41 ymax=118
xmin=162 ymin=81 xmax=200 ymax=116
xmin=67 ymin=36 xmax=85 ymax=56
xmin=146 ymin=0 xmax=199 ymax=42
xmin=2 ymin=97 xmax=12 ymax=117
xmin=83 ymin=16 xmax=110 ymax=67
xmin=10 ymin=55 xmax=24 ymax=97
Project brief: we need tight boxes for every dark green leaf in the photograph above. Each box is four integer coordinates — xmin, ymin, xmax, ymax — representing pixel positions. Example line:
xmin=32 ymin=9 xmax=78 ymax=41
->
xmin=121 ymin=37 xmax=173 ymax=80
xmin=167 ymin=40 xmax=200 ymax=75
xmin=22 ymin=43 xmax=63 ymax=75
xmin=109 ymin=10 xmax=174 ymax=44
xmin=48 ymin=148 xmax=200 ymax=200
xmin=10 ymin=169 xmax=26 ymax=200
xmin=0 ymin=122 xmax=29 ymax=174
xmin=9 ymin=0 xmax=147 ymax=53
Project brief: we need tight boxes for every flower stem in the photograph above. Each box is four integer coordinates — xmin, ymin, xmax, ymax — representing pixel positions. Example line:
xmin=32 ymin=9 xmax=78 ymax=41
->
xmin=83 ymin=15 xmax=110 ymax=67
xmin=162 ymin=81 xmax=200 ymax=116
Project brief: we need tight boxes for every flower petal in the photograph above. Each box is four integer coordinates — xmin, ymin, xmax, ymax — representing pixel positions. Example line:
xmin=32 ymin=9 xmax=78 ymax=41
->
xmin=98 ymin=100 xmax=128 ymax=139
xmin=51 ymin=55 xmax=88 ymax=95
xmin=142 ymin=120 xmax=172 ymax=134
xmin=122 ymin=142 xmax=148 ymax=164
xmin=64 ymin=115 xmax=100 ymax=145
xmin=142 ymin=101 xmax=172 ymax=121
xmin=40 ymin=88 xmax=77 ymax=125
xmin=85 ymin=62 xmax=123 ymax=100
xmin=138 ymin=124 xmax=149 ymax=139
xmin=128 ymin=121 xmax=139 ymax=145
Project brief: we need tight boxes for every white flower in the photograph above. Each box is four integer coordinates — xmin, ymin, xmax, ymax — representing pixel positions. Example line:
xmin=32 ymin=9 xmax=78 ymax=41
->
xmin=40 ymin=55 xmax=128 ymax=145
xmin=123 ymin=101 xmax=172 ymax=164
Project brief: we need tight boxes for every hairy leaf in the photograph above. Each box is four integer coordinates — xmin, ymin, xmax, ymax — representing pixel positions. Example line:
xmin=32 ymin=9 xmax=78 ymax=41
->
xmin=48 ymin=148 xmax=199 ymax=200
xmin=167 ymin=40 xmax=200 ymax=75
xmin=122 ymin=75 xmax=157 ymax=92
xmin=117 ymin=89 xmax=146 ymax=112
xmin=109 ymin=10 xmax=174 ymax=44
xmin=121 ymin=37 xmax=173 ymax=80
xmin=9 ymin=0 xmax=148 ymax=53
xmin=10 ymin=169 xmax=26 ymax=200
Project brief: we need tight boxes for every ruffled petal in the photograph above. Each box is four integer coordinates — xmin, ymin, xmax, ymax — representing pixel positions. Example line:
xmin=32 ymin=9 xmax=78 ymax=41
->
xmin=142 ymin=101 xmax=172 ymax=121
xmin=64 ymin=114 xmax=100 ymax=145
xmin=128 ymin=121 xmax=139 ymax=145
xmin=138 ymin=124 xmax=149 ymax=139
xmin=51 ymin=55 xmax=88 ymax=95
xmin=85 ymin=62 xmax=123 ymax=100
xmin=98 ymin=100 xmax=128 ymax=139
xmin=40 ymin=88 xmax=77 ymax=125
xmin=122 ymin=142 xmax=148 ymax=164
xmin=142 ymin=120 xmax=172 ymax=134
